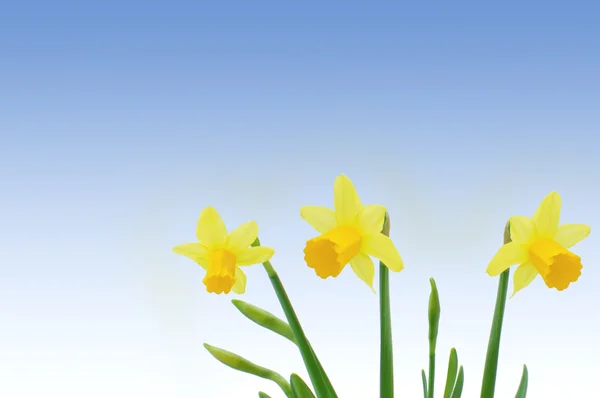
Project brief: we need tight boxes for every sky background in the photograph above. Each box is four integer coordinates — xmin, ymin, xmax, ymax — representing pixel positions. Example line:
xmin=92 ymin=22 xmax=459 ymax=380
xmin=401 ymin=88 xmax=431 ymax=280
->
xmin=1 ymin=1 xmax=599 ymax=397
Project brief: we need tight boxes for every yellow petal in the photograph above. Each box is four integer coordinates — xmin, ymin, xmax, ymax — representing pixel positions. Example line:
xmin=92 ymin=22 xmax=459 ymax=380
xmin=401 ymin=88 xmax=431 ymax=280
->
xmin=334 ymin=174 xmax=362 ymax=225
xmin=509 ymin=216 xmax=536 ymax=244
xmin=349 ymin=252 xmax=375 ymax=292
xmin=226 ymin=221 xmax=258 ymax=253
xmin=532 ymin=191 xmax=562 ymax=238
xmin=511 ymin=262 xmax=539 ymax=298
xmin=236 ymin=246 xmax=275 ymax=266
xmin=173 ymin=243 xmax=209 ymax=268
xmin=232 ymin=267 xmax=247 ymax=294
xmin=356 ymin=204 xmax=386 ymax=235
xmin=362 ymin=233 xmax=404 ymax=272
xmin=197 ymin=206 xmax=228 ymax=248
xmin=300 ymin=206 xmax=338 ymax=234
xmin=486 ymin=242 xmax=529 ymax=276
xmin=553 ymin=224 xmax=591 ymax=249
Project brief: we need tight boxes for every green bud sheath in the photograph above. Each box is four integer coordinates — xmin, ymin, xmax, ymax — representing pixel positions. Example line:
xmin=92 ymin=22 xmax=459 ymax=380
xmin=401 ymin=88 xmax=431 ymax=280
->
xmin=232 ymin=299 xmax=296 ymax=343
xmin=428 ymin=278 xmax=441 ymax=352
xmin=204 ymin=343 xmax=292 ymax=397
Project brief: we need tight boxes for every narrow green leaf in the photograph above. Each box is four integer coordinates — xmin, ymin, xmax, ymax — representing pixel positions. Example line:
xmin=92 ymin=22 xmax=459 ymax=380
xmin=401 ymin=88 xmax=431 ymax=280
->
xmin=421 ymin=369 xmax=428 ymax=398
xmin=480 ymin=221 xmax=511 ymax=398
xmin=514 ymin=364 xmax=528 ymax=398
xmin=443 ymin=348 xmax=459 ymax=398
xmin=427 ymin=278 xmax=441 ymax=398
xmin=232 ymin=299 xmax=296 ymax=343
xmin=258 ymin=393 xmax=272 ymax=398
xmin=290 ymin=373 xmax=316 ymax=398
xmin=254 ymin=237 xmax=337 ymax=398
xmin=203 ymin=343 xmax=292 ymax=398
xmin=450 ymin=366 xmax=464 ymax=398
xmin=379 ymin=212 xmax=394 ymax=398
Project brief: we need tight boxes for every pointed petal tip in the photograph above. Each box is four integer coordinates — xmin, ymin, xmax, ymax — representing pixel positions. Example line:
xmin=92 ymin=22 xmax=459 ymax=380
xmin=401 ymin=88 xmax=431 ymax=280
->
xmin=335 ymin=173 xmax=355 ymax=185
xmin=172 ymin=244 xmax=189 ymax=255
xmin=199 ymin=205 xmax=218 ymax=218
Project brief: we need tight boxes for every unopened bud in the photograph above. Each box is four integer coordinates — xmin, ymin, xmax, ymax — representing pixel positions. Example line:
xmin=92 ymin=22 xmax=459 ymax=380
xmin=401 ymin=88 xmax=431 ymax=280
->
xmin=232 ymin=299 xmax=296 ymax=344
xmin=428 ymin=277 xmax=441 ymax=353
xmin=203 ymin=343 xmax=292 ymax=397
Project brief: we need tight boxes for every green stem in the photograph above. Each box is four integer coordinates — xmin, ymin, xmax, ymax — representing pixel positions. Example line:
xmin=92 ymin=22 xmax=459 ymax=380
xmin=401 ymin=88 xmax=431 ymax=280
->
xmin=480 ymin=221 xmax=511 ymax=398
xmin=480 ymin=269 xmax=509 ymax=397
xmin=427 ymin=352 xmax=436 ymax=398
xmin=261 ymin=259 xmax=336 ymax=398
xmin=379 ymin=262 xmax=394 ymax=398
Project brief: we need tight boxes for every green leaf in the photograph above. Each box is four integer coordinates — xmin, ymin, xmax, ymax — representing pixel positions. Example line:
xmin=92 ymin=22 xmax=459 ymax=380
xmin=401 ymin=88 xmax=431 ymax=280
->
xmin=450 ymin=366 xmax=464 ymax=398
xmin=232 ymin=299 xmax=296 ymax=343
xmin=203 ymin=343 xmax=292 ymax=398
xmin=427 ymin=278 xmax=441 ymax=398
xmin=480 ymin=221 xmax=511 ymax=398
xmin=421 ymin=369 xmax=428 ymax=398
xmin=379 ymin=212 xmax=395 ymax=398
xmin=253 ymin=238 xmax=337 ymax=398
xmin=443 ymin=348 xmax=459 ymax=398
xmin=258 ymin=393 xmax=272 ymax=398
xmin=514 ymin=364 xmax=528 ymax=398
xmin=290 ymin=373 xmax=316 ymax=398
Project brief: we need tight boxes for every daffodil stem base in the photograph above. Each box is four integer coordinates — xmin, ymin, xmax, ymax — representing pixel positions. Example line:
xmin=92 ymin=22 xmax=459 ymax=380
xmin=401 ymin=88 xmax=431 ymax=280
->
xmin=480 ymin=268 xmax=509 ymax=398
xmin=379 ymin=262 xmax=394 ymax=398
xmin=262 ymin=261 xmax=337 ymax=398
xmin=427 ymin=352 xmax=435 ymax=398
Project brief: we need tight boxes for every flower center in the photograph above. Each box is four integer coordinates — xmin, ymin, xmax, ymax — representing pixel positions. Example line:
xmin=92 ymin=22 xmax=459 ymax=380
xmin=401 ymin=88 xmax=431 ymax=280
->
xmin=529 ymin=238 xmax=583 ymax=291
xmin=303 ymin=225 xmax=362 ymax=279
xmin=203 ymin=248 xmax=237 ymax=294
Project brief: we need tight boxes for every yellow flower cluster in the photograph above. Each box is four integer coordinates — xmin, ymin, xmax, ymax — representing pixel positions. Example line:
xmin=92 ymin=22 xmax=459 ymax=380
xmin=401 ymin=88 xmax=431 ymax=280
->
xmin=174 ymin=175 xmax=590 ymax=297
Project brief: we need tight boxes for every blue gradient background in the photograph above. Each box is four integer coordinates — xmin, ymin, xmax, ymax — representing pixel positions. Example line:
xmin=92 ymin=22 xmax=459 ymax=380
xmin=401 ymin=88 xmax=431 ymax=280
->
xmin=1 ymin=2 xmax=599 ymax=397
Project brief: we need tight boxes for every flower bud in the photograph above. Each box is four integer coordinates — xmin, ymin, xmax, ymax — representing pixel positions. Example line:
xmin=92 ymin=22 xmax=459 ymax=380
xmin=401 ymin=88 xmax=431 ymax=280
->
xmin=428 ymin=277 xmax=441 ymax=352
xmin=232 ymin=299 xmax=296 ymax=343
xmin=204 ymin=343 xmax=292 ymax=397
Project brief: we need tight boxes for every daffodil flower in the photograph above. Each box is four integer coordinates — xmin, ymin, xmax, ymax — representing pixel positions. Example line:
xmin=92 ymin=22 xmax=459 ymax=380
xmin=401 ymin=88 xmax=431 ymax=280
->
xmin=487 ymin=191 xmax=591 ymax=297
xmin=173 ymin=206 xmax=274 ymax=294
xmin=300 ymin=174 xmax=404 ymax=290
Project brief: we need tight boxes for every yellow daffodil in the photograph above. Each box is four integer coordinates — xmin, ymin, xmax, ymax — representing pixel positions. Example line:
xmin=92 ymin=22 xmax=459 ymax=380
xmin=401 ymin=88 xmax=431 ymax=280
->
xmin=300 ymin=174 xmax=404 ymax=291
xmin=487 ymin=191 xmax=591 ymax=297
xmin=173 ymin=206 xmax=274 ymax=294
